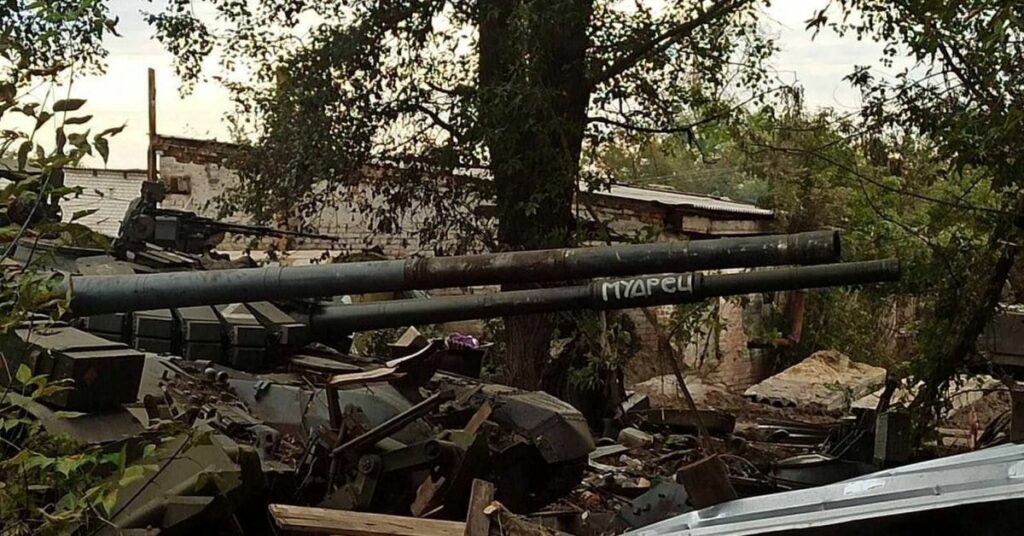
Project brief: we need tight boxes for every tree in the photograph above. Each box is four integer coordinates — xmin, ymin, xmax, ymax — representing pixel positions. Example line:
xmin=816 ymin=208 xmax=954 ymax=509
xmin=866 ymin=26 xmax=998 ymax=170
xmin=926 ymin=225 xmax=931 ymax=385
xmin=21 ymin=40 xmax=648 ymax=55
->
xmin=149 ymin=0 xmax=777 ymax=388
xmin=806 ymin=1 xmax=1024 ymax=425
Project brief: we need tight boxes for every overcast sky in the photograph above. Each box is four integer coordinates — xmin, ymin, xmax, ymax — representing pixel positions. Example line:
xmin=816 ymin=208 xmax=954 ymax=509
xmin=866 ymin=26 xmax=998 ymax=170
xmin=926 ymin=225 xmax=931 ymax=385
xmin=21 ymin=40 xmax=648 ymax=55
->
xmin=13 ymin=0 xmax=894 ymax=170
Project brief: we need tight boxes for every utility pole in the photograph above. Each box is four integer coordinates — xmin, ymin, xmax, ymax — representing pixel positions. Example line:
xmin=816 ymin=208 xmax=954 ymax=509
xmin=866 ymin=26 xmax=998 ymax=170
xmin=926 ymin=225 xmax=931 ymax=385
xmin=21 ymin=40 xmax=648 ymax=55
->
xmin=147 ymin=68 xmax=157 ymax=183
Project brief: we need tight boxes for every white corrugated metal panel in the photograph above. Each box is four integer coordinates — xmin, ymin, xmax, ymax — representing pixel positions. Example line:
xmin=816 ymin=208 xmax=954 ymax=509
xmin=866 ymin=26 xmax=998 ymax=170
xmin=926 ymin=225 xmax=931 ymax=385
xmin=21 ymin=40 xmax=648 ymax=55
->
xmin=586 ymin=183 xmax=773 ymax=217
xmin=62 ymin=168 xmax=146 ymax=237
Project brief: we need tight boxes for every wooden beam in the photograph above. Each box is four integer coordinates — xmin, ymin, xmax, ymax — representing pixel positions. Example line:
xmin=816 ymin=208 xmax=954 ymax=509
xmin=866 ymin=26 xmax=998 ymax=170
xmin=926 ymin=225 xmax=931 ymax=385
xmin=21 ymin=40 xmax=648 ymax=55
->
xmin=463 ymin=480 xmax=495 ymax=536
xmin=463 ymin=402 xmax=492 ymax=435
xmin=327 ymin=367 xmax=399 ymax=388
xmin=269 ymin=504 xmax=465 ymax=536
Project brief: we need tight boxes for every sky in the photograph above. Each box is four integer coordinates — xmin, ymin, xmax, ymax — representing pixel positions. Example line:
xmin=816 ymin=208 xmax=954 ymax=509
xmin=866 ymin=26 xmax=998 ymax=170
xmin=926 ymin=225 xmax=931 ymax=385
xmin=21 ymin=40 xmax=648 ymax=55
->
xmin=10 ymin=0 xmax=896 ymax=170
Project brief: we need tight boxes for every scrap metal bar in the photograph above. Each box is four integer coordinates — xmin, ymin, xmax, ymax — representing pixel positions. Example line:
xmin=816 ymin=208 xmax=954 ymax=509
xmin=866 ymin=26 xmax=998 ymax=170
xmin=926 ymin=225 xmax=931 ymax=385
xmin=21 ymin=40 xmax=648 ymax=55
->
xmin=308 ymin=259 xmax=900 ymax=334
xmin=331 ymin=390 xmax=456 ymax=459
xmin=66 ymin=231 xmax=840 ymax=316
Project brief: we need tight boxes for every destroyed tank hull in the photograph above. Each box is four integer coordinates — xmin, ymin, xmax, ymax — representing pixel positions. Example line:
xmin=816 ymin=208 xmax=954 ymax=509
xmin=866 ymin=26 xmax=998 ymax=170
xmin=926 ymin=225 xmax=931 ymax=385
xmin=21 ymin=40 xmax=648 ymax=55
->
xmin=0 ymin=229 xmax=903 ymax=533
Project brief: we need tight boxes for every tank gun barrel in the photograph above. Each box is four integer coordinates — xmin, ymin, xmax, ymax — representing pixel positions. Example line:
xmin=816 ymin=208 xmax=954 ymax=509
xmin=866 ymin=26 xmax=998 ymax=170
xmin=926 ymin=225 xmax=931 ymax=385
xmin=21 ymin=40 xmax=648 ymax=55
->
xmin=305 ymin=259 xmax=900 ymax=334
xmin=66 ymin=231 xmax=840 ymax=316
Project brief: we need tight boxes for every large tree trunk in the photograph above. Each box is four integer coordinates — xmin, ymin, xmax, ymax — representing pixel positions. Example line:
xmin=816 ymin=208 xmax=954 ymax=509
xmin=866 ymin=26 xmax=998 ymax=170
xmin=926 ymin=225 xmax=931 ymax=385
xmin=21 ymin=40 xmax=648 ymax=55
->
xmin=912 ymin=240 xmax=1017 ymax=416
xmin=911 ymin=199 xmax=1021 ymax=435
xmin=478 ymin=0 xmax=594 ymax=389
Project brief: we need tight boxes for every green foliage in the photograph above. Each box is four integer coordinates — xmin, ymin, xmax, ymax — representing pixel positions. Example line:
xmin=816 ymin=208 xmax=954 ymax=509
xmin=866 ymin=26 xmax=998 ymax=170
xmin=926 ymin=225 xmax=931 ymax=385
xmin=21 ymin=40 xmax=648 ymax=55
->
xmin=0 ymin=3 xmax=158 ymax=533
xmin=148 ymin=0 xmax=781 ymax=388
xmin=0 ymin=1 xmax=115 ymax=91
xmin=806 ymin=0 xmax=1024 ymax=417
xmin=557 ymin=310 xmax=640 ymax=391
xmin=593 ymin=116 xmax=769 ymax=204
xmin=0 ymin=368 xmax=160 ymax=535
xmin=148 ymin=0 xmax=777 ymax=251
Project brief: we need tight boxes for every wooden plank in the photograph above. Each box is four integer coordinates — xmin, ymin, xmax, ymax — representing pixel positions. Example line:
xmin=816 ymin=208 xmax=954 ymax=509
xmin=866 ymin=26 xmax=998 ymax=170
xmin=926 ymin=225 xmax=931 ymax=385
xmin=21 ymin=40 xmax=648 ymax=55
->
xmin=412 ymin=475 xmax=447 ymax=517
xmin=328 ymin=367 xmax=398 ymax=388
xmin=463 ymin=402 xmax=492 ymax=434
xmin=269 ymin=504 xmax=464 ymax=536
xmin=464 ymin=480 xmax=495 ymax=536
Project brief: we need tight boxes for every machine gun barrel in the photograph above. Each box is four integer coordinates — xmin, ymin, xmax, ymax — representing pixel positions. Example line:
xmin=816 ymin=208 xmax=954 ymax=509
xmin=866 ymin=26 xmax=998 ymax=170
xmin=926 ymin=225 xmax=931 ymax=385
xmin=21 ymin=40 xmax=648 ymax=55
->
xmin=65 ymin=231 xmax=840 ymax=316
xmin=198 ymin=218 xmax=340 ymax=242
xmin=306 ymin=260 xmax=900 ymax=334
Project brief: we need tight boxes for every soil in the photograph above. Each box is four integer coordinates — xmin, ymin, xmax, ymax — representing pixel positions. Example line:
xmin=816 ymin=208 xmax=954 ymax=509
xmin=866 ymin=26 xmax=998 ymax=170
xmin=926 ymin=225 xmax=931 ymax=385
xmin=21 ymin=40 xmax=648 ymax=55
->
xmin=946 ymin=390 xmax=1011 ymax=430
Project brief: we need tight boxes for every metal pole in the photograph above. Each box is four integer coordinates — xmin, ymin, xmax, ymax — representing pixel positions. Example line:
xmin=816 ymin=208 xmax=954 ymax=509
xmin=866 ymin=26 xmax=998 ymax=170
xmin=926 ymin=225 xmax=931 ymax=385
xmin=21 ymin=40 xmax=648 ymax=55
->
xmin=147 ymin=68 xmax=157 ymax=183
xmin=306 ymin=259 xmax=900 ymax=335
xmin=67 ymin=231 xmax=840 ymax=316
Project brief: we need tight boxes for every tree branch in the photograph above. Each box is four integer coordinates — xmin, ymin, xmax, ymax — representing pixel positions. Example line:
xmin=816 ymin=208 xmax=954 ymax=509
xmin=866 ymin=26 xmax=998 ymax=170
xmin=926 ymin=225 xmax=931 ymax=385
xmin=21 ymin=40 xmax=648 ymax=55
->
xmin=588 ymin=0 xmax=753 ymax=88
xmin=413 ymin=103 xmax=462 ymax=142
xmin=587 ymin=115 xmax=700 ymax=134
xmin=587 ymin=85 xmax=788 ymax=134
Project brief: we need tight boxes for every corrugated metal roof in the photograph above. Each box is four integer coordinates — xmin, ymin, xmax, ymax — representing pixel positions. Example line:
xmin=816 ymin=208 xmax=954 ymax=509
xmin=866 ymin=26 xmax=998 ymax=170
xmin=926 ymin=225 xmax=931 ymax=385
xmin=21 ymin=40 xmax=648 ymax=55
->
xmin=62 ymin=168 xmax=146 ymax=237
xmin=626 ymin=443 xmax=1024 ymax=536
xmin=585 ymin=183 xmax=773 ymax=217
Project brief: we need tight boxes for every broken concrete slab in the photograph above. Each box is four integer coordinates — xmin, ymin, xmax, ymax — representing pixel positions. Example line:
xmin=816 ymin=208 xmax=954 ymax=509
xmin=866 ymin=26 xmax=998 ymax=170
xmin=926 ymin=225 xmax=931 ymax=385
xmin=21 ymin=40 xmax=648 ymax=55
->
xmin=743 ymin=350 xmax=885 ymax=411
xmin=851 ymin=374 xmax=1001 ymax=415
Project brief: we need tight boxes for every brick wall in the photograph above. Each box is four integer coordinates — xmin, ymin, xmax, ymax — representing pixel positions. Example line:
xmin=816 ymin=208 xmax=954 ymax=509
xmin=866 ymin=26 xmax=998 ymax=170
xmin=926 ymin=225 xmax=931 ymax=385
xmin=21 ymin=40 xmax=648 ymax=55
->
xmin=705 ymin=297 xmax=772 ymax=389
xmin=155 ymin=137 xmax=432 ymax=256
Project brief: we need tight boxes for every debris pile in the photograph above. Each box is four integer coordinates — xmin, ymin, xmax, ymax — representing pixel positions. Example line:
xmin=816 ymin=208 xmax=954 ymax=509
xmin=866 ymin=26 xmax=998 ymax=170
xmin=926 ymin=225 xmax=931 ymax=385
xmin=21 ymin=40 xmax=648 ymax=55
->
xmin=0 ymin=223 xmax=921 ymax=535
xmin=743 ymin=350 xmax=886 ymax=411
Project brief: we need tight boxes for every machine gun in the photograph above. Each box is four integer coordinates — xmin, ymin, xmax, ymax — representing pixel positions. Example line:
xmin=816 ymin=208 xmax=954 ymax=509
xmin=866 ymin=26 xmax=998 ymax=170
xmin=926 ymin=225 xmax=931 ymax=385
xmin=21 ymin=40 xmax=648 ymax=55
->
xmin=115 ymin=181 xmax=338 ymax=254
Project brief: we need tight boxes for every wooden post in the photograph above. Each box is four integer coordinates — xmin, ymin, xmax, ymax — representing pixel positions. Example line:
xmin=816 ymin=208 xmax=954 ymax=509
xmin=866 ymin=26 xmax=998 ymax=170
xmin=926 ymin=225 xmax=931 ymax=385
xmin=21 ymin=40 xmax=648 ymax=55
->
xmin=147 ymin=68 xmax=157 ymax=183
xmin=1010 ymin=386 xmax=1024 ymax=443
xmin=641 ymin=307 xmax=713 ymax=452
xmin=464 ymin=479 xmax=495 ymax=536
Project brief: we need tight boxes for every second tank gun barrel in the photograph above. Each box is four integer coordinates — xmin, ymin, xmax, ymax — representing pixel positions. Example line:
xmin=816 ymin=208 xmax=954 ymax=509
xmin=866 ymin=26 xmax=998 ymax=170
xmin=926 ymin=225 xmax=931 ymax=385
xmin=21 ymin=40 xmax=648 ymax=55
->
xmin=305 ymin=259 xmax=901 ymax=334
xmin=65 ymin=231 xmax=841 ymax=316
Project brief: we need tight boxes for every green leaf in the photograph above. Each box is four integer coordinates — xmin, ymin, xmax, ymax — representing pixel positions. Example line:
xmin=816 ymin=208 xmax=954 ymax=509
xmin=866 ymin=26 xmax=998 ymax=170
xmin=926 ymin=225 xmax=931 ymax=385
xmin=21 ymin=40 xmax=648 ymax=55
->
xmin=15 ymin=363 xmax=31 ymax=383
xmin=25 ymin=454 xmax=55 ymax=470
xmin=55 ymin=454 xmax=88 ymax=476
xmin=63 ymin=115 xmax=92 ymax=125
xmin=118 ymin=464 xmax=147 ymax=487
xmin=98 ymin=124 xmax=126 ymax=138
xmin=52 ymin=98 xmax=86 ymax=112
xmin=53 ymin=410 xmax=86 ymax=419
xmin=17 ymin=103 xmax=39 ymax=117
xmin=34 ymin=111 xmax=53 ymax=131
xmin=94 ymin=135 xmax=109 ymax=163
xmin=16 ymin=140 xmax=32 ymax=170
xmin=98 ymin=487 xmax=118 ymax=515
xmin=55 ymin=491 xmax=79 ymax=512
xmin=0 ymin=83 xmax=15 ymax=103
xmin=70 ymin=208 xmax=98 ymax=222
